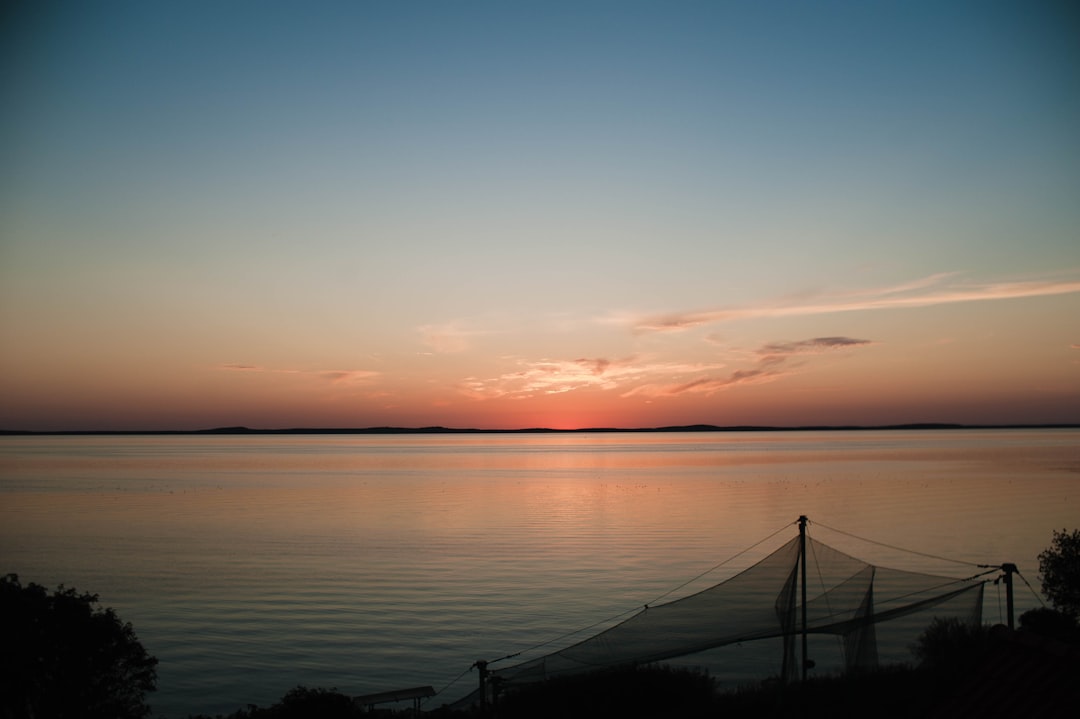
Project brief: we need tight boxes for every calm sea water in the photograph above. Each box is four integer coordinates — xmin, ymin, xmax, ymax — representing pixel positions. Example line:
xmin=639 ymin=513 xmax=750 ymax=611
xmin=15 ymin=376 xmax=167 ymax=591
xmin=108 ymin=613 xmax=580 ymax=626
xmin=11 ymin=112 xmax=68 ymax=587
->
xmin=1 ymin=430 xmax=1077 ymax=717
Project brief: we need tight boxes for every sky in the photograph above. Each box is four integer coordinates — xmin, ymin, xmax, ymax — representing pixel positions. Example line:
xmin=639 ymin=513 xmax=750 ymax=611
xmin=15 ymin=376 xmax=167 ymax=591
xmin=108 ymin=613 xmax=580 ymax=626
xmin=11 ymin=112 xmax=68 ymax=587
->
xmin=2 ymin=0 xmax=1079 ymax=431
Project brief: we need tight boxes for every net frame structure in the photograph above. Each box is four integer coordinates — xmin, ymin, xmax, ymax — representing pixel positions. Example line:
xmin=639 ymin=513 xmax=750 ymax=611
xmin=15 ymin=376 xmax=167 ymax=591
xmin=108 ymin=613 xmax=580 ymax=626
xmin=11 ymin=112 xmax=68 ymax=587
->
xmin=488 ymin=517 xmax=989 ymax=692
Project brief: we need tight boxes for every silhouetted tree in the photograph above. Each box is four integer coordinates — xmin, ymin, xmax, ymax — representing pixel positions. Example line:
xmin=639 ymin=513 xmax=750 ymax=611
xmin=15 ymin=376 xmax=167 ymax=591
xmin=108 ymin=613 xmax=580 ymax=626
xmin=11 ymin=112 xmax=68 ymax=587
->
xmin=1038 ymin=528 xmax=1080 ymax=619
xmin=272 ymin=686 xmax=359 ymax=718
xmin=496 ymin=665 xmax=718 ymax=719
xmin=0 ymin=574 xmax=157 ymax=719
xmin=1019 ymin=606 xmax=1080 ymax=644
xmin=910 ymin=617 xmax=989 ymax=676
xmin=186 ymin=686 xmax=362 ymax=719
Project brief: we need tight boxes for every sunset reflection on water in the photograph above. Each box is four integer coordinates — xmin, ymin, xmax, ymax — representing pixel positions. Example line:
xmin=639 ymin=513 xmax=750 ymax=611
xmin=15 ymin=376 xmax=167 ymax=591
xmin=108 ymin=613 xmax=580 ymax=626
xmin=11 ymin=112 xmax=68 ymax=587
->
xmin=1 ymin=429 xmax=1076 ymax=716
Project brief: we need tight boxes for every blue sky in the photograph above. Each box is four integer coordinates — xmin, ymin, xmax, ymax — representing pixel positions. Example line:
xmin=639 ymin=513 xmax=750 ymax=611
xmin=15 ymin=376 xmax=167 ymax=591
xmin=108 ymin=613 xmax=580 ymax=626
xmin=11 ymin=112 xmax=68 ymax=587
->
xmin=2 ymin=1 xmax=1078 ymax=429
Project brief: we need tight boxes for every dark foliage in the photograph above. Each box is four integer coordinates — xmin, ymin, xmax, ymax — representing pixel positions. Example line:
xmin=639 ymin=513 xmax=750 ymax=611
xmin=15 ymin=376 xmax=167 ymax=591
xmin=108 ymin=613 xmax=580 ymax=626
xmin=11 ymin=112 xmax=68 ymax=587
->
xmin=274 ymin=686 xmax=359 ymax=719
xmin=188 ymin=664 xmax=1003 ymax=719
xmin=1038 ymin=528 xmax=1080 ymax=619
xmin=1019 ymin=606 xmax=1080 ymax=644
xmin=923 ymin=622 xmax=1080 ymax=719
xmin=716 ymin=667 xmax=946 ymax=719
xmin=494 ymin=665 xmax=718 ymax=719
xmin=0 ymin=573 xmax=158 ymax=719
xmin=188 ymin=686 xmax=363 ymax=719
xmin=910 ymin=617 xmax=991 ymax=676
xmin=483 ymin=664 xmax=951 ymax=719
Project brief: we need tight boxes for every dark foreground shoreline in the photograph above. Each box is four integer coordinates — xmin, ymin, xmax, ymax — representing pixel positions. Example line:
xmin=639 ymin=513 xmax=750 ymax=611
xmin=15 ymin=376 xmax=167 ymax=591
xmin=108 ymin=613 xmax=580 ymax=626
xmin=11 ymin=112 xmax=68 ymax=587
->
xmin=185 ymin=632 xmax=1080 ymax=719
xmin=3 ymin=423 xmax=1078 ymax=436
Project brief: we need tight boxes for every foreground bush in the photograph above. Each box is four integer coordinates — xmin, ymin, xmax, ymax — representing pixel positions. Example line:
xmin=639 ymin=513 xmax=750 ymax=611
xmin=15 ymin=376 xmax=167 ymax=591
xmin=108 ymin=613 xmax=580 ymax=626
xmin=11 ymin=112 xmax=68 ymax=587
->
xmin=910 ymin=616 xmax=991 ymax=676
xmin=0 ymin=574 xmax=158 ymax=719
xmin=494 ymin=665 xmax=718 ymax=719
xmin=189 ymin=687 xmax=363 ymax=719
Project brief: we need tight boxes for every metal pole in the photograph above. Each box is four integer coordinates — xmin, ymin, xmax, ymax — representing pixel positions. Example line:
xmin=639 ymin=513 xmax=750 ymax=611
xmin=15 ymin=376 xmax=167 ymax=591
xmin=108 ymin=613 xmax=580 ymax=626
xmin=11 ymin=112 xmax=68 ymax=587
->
xmin=1002 ymin=563 xmax=1017 ymax=630
xmin=475 ymin=660 xmax=489 ymax=716
xmin=798 ymin=515 xmax=808 ymax=682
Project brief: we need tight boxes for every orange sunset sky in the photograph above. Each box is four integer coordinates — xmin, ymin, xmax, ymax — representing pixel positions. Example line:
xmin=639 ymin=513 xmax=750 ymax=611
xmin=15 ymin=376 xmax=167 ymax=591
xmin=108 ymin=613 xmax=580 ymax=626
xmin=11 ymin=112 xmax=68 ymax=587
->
xmin=2 ymin=1 xmax=1079 ymax=431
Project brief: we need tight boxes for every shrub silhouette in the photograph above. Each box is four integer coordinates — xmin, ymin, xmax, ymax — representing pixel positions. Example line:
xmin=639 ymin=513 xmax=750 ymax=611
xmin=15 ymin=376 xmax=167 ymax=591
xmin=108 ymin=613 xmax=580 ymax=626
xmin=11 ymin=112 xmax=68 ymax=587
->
xmin=910 ymin=616 xmax=989 ymax=676
xmin=0 ymin=574 xmax=158 ymax=719
xmin=1038 ymin=528 xmax=1080 ymax=620
xmin=187 ymin=686 xmax=363 ymax=719
xmin=273 ymin=686 xmax=360 ymax=718
xmin=1019 ymin=606 xmax=1080 ymax=644
xmin=495 ymin=665 xmax=718 ymax=719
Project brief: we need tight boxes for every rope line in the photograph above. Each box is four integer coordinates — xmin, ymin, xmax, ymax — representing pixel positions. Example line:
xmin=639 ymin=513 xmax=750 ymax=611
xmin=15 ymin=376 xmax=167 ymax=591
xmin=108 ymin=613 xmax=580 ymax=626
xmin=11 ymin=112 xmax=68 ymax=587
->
xmin=811 ymin=520 xmax=982 ymax=568
xmin=646 ymin=521 xmax=796 ymax=606
xmin=869 ymin=569 xmax=997 ymax=610
xmin=488 ymin=605 xmax=643 ymax=665
xmin=424 ymin=663 xmax=475 ymax=704
xmin=491 ymin=522 xmax=797 ymax=668
xmin=812 ymin=528 xmax=851 ymax=656
xmin=1015 ymin=569 xmax=1047 ymax=607
xmin=791 ymin=568 xmax=995 ymax=626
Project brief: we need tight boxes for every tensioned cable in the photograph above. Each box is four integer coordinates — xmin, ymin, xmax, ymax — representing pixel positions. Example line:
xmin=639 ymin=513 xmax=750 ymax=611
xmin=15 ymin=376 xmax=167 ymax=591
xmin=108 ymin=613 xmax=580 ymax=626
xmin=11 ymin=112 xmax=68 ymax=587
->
xmin=806 ymin=528 xmax=845 ymax=656
xmin=786 ymin=527 xmax=996 ymax=626
xmin=489 ymin=521 xmax=797 ymax=666
xmin=811 ymin=520 xmax=982 ymax=569
xmin=1015 ymin=569 xmax=1047 ymax=607
xmin=868 ymin=568 xmax=998 ymax=610
xmin=646 ymin=521 xmax=796 ymax=606
xmin=423 ymin=662 xmax=476 ymax=705
xmin=486 ymin=604 xmax=643 ymax=666
xmin=808 ymin=533 xmax=832 ymax=605
xmin=799 ymin=568 xmax=998 ymax=627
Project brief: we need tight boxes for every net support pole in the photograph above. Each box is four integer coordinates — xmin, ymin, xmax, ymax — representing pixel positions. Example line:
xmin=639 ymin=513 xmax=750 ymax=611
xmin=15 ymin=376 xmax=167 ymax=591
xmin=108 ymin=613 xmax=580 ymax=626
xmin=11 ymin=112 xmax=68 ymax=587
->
xmin=1002 ymin=563 xmax=1017 ymax=630
xmin=474 ymin=660 xmax=489 ymax=716
xmin=798 ymin=515 xmax=809 ymax=682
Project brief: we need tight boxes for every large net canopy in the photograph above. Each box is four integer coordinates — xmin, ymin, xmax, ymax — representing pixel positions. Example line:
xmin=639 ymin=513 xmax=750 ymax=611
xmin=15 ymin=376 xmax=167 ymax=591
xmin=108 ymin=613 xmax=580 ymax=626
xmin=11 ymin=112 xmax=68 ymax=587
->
xmin=492 ymin=525 xmax=986 ymax=687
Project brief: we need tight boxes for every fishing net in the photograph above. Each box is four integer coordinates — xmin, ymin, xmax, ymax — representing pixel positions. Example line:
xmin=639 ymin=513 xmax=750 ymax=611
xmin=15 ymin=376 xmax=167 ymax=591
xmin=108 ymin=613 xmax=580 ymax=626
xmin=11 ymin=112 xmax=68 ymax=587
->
xmin=492 ymin=532 xmax=985 ymax=687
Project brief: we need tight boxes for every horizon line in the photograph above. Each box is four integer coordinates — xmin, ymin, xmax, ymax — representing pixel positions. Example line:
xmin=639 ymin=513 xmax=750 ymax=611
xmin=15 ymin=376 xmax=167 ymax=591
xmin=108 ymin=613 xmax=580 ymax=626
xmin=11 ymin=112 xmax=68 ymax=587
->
xmin=3 ymin=422 xmax=1079 ymax=436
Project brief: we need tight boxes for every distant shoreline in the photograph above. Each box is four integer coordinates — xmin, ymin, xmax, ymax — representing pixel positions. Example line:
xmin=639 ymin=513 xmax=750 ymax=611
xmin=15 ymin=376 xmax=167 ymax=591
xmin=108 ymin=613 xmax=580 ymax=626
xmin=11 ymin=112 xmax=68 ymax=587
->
xmin=2 ymin=423 xmax=1078 ymax=436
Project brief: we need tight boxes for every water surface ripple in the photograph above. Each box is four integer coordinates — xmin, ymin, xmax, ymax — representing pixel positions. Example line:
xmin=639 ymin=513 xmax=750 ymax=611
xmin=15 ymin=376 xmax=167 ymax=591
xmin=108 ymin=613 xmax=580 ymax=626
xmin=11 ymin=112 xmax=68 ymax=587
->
xmin=1 ymin=430 xmax=1076 ymax=717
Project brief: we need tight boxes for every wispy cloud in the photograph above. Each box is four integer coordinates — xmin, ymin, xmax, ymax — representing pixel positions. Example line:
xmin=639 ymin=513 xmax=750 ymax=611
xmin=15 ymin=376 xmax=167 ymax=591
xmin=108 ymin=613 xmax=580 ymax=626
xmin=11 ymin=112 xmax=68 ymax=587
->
xmin=620 ymin=336 xmax=873 ymax=398
xmin=459 ymin=357 xmax=726 ymax=400
xmin=419 ymin=322 xmax=491 ymax=353
xmin=628 ymin=274 xmax=1080 ymax=333
xmin=460 ymin=335 xmax=873 ymax=400
xmin=757 ymin=336 xmax=873 ymax=361
xmin=315 ymin=370 xmax=381 ymax=383
xmin=218 ymin=364 xmax=379 ymax=383
xmin=621 ymin=367 xmax=783 ymax=398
